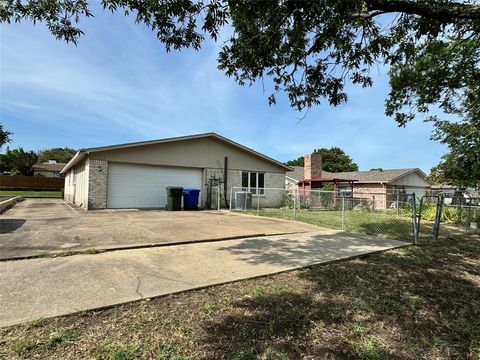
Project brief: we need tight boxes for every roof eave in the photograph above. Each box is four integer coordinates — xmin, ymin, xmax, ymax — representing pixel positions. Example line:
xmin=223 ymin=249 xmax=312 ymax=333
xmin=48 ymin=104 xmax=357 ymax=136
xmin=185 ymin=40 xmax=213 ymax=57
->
xmin=73 ymin=133 xmax=292 ymax=172
xmin=285 ymin=176 xmax=300 ymax=183
xmin=60 ymin=151 xmax=87 ymax=174
xmin=388 ymin=168 xmax=431 ymax=184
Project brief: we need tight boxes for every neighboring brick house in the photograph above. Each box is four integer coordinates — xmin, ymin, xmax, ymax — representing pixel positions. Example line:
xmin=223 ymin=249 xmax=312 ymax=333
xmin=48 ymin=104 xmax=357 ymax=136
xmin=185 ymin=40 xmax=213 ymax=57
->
xmin=286 ymin=153 xmax=431 ymax=209
xmin=32 ymin=161 xmax=66 ymax=178
xmin=61 ymin=133 xmax=291 ymax=210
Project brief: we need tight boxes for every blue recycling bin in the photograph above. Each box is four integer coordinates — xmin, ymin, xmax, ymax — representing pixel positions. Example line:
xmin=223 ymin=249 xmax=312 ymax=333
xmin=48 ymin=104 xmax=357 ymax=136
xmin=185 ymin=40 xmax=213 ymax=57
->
xmin=182 ymin=188 xmax=201 ymax=210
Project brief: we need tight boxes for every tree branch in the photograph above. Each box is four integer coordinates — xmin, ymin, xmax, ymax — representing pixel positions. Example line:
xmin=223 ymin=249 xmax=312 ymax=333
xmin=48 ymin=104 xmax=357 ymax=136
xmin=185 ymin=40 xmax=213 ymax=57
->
xmin=365 ymin=0 xmax=480 ymax=20
xmin=352 ymin=10 xmax=385 ymax=19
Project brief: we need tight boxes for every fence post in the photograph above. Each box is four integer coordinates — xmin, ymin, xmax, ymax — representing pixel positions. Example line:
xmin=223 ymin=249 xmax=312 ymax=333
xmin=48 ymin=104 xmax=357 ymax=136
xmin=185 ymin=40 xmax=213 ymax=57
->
xmin=341 ymin=196 xmax=345 ymax=231
xmin=293 ymin=188 xmax=297 ymax=220
xmin=217 ymin=186 xmax=220 ymax=211
xmin=372 ymin=195 xmax=376 ymax=212
xmin=396 ymin=192 xmax=400 ymax=215
xmin=411 ymin=193 xmax=418 ymax=244
xmin=466 ymin=200 xmax=472 ymax=233
xmin=417 ymin=195 xmax=424 ymax=237
xmin=229 ymin=187 xmax=233 ymax=211
xmin=434 ymin=195 xmax=443 ymax=241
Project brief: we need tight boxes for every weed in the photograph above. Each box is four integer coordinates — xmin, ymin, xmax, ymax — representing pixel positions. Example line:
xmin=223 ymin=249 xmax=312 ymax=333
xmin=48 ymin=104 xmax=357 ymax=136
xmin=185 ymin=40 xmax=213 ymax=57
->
xmin=11 ymin=337 xmax=37 ymax=355
xmin=155 ymin=340 xmax=189 ymax=360
xmin=232 ymin=347 xmax=289 ymax=360
xmin=249 ymin=287 xmax=265 ymax=298
xmin=349 ymin=336 xmax=388 ymax=360
xmin=348 ymin=323 xmax=370 ymax=337
xmin=11 ymin=328 xmax=77 ymax=355
xmin=44 ymin=329 xmax=77 ymax=349
xmin=260 ymin=347 xmax=289 ymax=359
xmin=202 ymin=298 xmax=231 ymax=317
xmin=270 ymin=283 xmax=289 ymax=294
xmin=232 ymin=348 xmax=256 ymax=360
xmin=95 ymin=340 xmax=138 ymax=360
xmin=329 ymin=306 xmax=349 ymax=320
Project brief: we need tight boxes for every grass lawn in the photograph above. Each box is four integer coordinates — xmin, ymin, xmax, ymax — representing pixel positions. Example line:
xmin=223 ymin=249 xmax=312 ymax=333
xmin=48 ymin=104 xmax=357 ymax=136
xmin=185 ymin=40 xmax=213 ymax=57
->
xmin=1 ymin=232 xmax=479 ymax=359
xmin=0 ymin=190 xmax=62 ymax=198
xmin=251 ymin=209 xmax=415 ymax=240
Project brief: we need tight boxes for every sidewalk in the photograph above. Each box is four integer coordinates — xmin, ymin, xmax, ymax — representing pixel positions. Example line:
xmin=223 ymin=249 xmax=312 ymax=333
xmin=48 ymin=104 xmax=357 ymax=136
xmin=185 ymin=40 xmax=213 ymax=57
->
xmin=0 ymin=230 xmax=408 ymax=327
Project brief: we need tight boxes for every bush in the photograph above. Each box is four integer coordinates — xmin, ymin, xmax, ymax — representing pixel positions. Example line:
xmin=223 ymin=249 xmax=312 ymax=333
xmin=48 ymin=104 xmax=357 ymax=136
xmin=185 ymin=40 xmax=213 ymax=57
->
xmin=419 ymin=203 xmax=480 ymax=223
xmin=281 ymin=193 xmax=295 ymax=209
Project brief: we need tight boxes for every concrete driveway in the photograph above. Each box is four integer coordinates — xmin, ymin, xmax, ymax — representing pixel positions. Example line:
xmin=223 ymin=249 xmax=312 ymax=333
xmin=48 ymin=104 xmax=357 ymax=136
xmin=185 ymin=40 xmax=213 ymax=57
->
xmin=0 ymin=231 xmax=408 ymax=327
xmin=0 ymin=199 xmax=322 ymax=260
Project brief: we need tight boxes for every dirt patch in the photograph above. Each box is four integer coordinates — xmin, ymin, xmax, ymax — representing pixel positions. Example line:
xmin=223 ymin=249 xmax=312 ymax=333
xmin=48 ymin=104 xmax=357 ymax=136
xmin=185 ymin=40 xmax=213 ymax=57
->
xmin=1 ymin=232 xmax=479 ymax=359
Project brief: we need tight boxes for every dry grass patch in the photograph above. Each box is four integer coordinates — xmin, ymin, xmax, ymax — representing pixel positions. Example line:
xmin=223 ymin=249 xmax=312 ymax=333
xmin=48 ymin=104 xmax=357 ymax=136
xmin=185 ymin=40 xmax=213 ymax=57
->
xmin=1 ymin=232 xmax=479 ymax=359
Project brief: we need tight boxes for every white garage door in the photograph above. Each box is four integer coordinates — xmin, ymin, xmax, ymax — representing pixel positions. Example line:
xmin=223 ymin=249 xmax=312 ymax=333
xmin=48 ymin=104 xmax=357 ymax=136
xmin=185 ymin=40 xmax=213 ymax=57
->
xmin=107 ymin=163 xmax=202 ymax=209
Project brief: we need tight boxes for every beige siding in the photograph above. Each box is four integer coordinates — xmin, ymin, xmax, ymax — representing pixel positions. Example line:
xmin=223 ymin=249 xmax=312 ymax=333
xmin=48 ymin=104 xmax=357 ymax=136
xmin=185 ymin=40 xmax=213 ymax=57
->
xmin=391 ymin=172 xmax=430 ymax=188
xmin=64 ymin=171 xmax=75 ymax=202
xmin=89 ymin=137 xmax=286 ymax=174
xmin=64 ymin=158 xmax=89 ymax=209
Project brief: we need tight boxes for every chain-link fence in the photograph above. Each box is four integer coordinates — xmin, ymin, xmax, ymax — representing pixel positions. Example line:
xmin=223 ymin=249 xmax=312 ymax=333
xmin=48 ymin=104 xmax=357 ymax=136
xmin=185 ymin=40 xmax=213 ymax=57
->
xmin=227 ymin=186 xmax=480 ymax=242
xmin=439 ymin=196 xmax=480 ymax=233
xmin=229 ymin=187 xmax=417 ymax=241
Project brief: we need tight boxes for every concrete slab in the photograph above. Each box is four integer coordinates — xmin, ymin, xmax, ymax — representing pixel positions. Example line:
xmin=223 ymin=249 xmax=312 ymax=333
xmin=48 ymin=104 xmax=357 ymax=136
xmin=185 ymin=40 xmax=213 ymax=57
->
xmin=0 ymin=199 xmax=323 ymax=260
xmin=0 ymin=231 xmax=408 ymax=327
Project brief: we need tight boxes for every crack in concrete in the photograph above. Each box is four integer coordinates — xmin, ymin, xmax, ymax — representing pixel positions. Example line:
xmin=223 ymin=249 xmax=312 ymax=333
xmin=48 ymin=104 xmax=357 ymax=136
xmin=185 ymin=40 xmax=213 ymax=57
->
xmin=135 ymin=275 xmax=144 ymax=299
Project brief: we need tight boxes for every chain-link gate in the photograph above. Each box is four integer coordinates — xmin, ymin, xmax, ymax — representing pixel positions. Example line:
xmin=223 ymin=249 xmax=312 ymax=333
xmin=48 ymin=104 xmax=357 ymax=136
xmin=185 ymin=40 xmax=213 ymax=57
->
xmin=415 ymin=195 xmax=443 ymax=241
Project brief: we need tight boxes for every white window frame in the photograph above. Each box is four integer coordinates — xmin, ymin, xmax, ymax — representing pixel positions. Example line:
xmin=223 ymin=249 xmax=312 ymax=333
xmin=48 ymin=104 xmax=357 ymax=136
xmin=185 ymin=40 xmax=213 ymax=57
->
xmin=241 ymin=171 xmax=265 ymax=196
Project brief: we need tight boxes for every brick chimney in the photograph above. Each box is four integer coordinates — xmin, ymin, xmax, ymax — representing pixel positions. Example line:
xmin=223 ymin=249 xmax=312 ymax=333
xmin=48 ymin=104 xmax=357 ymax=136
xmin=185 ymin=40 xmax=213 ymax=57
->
xmin=304 ymin=153 xmax=322 ymax=180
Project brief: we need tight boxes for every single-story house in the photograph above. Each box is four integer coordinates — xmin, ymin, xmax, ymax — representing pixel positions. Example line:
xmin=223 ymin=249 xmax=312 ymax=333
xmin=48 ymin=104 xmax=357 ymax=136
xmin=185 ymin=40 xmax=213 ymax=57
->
xmin=286 ymin=153 xmax=431 ymax=209
xmin=32 ymin=161 xmax=66 ymax=178
xmin=61 ymin=133 xmax=291 ymax=210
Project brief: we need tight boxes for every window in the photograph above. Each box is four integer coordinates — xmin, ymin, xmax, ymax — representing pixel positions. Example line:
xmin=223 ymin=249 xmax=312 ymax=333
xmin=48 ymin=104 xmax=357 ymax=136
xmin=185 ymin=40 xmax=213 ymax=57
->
xmin=242 ymin=171 xmax=265 ymax=195
xmin=338 ymin=186 xmax=352 ymax=197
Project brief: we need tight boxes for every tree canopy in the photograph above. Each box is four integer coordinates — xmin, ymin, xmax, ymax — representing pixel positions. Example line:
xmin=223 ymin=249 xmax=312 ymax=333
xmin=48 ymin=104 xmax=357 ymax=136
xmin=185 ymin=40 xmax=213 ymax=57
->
xmin=0 ymin=148 xmax=38 ymax=176
xmin=1 ymin=0 xmax=479 ymax=184
xmin=37 ymin=147 xmax=77 ymax=164
xmin=2 ymin=1 xmax=478 ymax=121
xmin=427 ymin=117 xmax=480 ymax=188
xmin=286 ymin=147 xmax=358 ymax=173
xmin=0 ymin=123 xmax=12 ymax=148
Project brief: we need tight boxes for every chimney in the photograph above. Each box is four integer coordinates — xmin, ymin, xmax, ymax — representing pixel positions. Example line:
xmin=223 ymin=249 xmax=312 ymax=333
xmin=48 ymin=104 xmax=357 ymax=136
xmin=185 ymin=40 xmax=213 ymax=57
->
xmin=304 ymin=153 xmax=322 ymax=180
xmin=47 ymin=160 xmax=57 ymax=164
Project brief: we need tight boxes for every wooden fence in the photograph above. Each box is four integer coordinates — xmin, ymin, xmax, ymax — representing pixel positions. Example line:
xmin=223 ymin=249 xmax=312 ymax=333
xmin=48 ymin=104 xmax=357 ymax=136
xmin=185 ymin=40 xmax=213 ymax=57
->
xmin=0 ymin=175 xmax=64 ymax=190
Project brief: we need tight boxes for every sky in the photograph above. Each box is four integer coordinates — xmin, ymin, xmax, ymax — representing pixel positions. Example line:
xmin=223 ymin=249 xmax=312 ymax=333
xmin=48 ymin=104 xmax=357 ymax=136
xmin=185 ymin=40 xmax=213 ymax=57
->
xmin=0 ymin=4 xmax=447 ymax=173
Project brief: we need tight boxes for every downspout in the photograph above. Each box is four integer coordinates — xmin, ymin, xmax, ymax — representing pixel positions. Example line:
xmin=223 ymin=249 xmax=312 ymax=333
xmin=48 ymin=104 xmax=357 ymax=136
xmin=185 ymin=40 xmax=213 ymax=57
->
xmin=223 ymin=156 xmax=229 ymax=208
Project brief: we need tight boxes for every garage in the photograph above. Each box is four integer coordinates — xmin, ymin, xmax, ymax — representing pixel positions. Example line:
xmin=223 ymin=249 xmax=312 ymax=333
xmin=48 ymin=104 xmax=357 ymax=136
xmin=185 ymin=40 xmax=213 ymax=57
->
xmin=62 ymin=133 xmax=290 ymax=210
xmin=107 ymin=163 xmax=202 ymax=209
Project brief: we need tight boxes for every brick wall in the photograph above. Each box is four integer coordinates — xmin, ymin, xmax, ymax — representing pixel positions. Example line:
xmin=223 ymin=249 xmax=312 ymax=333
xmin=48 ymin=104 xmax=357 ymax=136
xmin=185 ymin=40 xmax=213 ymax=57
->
xmin=88 ymin=160 xmax=108 ymax=210
xmin=352 ymin=183 xmax=387 ymax=210
xmin=304 ymin=153 xmax=322 ymax=180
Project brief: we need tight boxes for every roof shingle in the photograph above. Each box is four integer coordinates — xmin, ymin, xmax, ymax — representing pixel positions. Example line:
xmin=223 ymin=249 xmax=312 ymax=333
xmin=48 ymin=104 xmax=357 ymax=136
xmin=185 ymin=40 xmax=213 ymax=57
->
xmin=32 ymin=163 xmax=66 ymax=172
xmin=287 ymin=167 xmax=426 ymax=184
